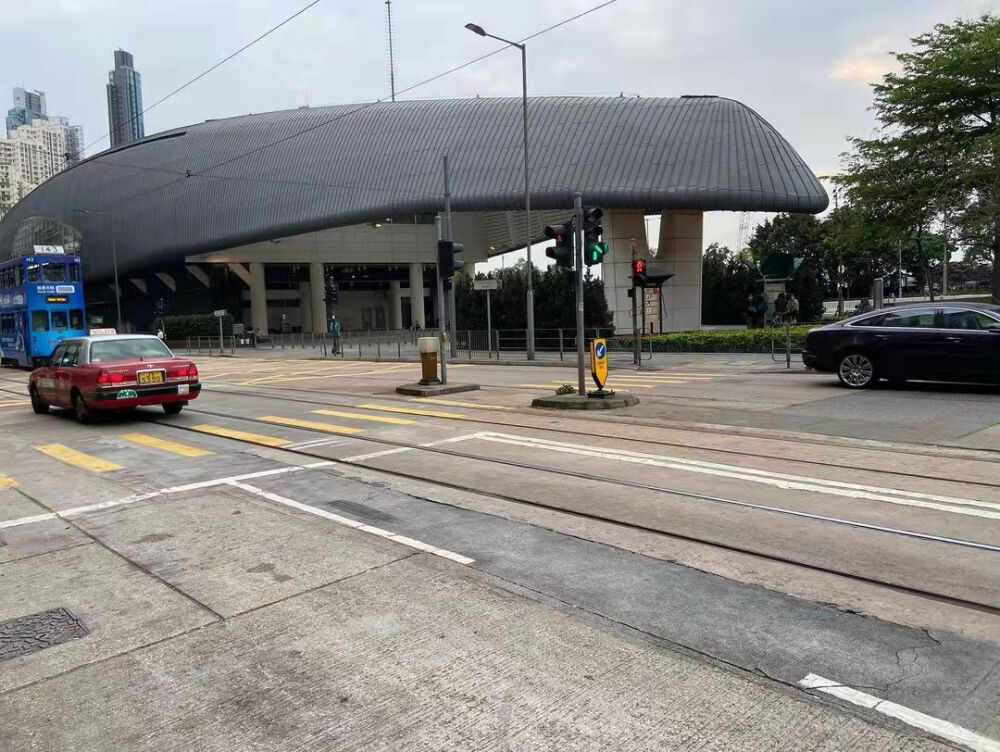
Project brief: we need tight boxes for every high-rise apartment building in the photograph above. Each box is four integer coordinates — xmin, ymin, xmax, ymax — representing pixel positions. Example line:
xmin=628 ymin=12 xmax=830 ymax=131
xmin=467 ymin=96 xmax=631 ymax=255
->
xmin=106 ymin=49 xmax=144 ymax=147
xmin=0 ymin=117 xmax=86 ymax=217
xmin=6 ymin=87 xmax=47 ymax=136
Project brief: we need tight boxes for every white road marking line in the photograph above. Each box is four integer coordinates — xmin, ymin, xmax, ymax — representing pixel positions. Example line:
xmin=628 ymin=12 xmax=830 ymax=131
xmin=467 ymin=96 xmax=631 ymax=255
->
xmin=0 ymin=463 xmax=334 ymax=530
xmin=286 ymin=437 xmax=344 ymax=451
xmin=476 ymin=432 xmax=1000 ymax=520
xmin=799 ymin=674 xmax=1000 ymax=752
xmin=342 ymin=433 xmax=487 ymax=463
xmin=227 ymin=480 xmax=474 ymax=565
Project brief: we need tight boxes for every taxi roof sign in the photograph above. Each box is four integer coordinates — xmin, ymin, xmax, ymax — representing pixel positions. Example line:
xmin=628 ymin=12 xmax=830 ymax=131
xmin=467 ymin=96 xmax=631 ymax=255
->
xmin=89 ymin=328 xmax=118 ymax=336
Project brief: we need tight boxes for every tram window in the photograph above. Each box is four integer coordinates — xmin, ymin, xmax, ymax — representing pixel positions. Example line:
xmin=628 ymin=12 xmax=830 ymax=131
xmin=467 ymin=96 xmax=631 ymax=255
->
xmin=69 ymin=309 xmax=84 ymax=330
xmin=51 ymin=310 xmax=68 ymax=330
xmin=69 ymin=264 xmax=79 ymax=282
xmin=31 ymin=310 xmax=49 ymax=331
xmin=0 ymin=314 xmax=14 ymax=334
xmin=27 ymin=264 xmax=39 ymax=282
xmin=42 ymin=263 xmax=68 ymax=282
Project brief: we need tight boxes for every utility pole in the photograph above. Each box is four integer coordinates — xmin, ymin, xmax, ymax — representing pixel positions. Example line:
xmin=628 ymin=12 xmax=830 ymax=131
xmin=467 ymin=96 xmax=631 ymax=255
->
xmin=631 ymin=239 xmax=639 ymax=367
xmin=385 ymin=0 xmax=396 ymax=102
xmin=438 ymin=157 xmax=452 ymax=384
xmin=574 ymin=192 xmax=585 ymax=396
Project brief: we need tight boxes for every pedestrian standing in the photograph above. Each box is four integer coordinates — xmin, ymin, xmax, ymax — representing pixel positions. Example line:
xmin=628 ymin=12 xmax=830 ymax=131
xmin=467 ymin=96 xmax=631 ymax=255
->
xmin=786 ymin=293 xmax=799 ymax=323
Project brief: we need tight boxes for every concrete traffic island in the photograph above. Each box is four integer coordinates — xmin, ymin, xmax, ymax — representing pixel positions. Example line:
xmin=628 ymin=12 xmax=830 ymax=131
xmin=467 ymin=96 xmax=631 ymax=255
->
xmin=396 ymin=335 xmax=479 ymax=397
xmin=395 ymin=382 xmax=480 ymax=397
xmin=531 ymin=392 xmax=640 ymax=410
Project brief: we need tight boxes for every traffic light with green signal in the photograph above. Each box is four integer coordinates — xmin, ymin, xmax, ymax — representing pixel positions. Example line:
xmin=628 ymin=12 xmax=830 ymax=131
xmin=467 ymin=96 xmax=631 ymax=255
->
xmin=544 ymin=220 xmax=575 ymax=268
xmin=582 ymin=206 xmax=609 ymax=266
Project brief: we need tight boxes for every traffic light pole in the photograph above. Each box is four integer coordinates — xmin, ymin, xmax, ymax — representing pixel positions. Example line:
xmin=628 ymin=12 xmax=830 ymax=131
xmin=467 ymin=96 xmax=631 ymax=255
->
xmin=443 ymin=155 xmax=458 ymax=359
xmin=574 ymin=192 xmax=585 ymax=397
xmin=631 ymin=240 xmax=639 ymax=367
xmin=435 ymin=214 xmax=448 ymax=385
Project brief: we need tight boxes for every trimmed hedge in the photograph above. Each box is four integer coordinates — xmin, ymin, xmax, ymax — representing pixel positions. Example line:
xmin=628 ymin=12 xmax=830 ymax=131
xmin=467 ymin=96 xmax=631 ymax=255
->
xmin=162 ymin=313 xmax=235 ymax=339
xmin=609 ymin=325 xmax=817 ymax=353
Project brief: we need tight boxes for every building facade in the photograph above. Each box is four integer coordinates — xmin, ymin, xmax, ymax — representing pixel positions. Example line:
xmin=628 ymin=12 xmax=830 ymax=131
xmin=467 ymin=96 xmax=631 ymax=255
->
xmin=0 ymin=117 xmax=85 ymax=217
xmin=0 ymin=96 xmax=828 ymax=335
xmin=5 ymin=87 xmax=47 ymax=136
xmin=106 ymin=49 xmax=144 ymax=148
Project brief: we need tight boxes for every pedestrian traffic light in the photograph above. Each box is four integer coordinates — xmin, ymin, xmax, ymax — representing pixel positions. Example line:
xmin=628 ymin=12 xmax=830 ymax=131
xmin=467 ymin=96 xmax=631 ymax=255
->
xmin=437 ymin=240 xmax=464 ymax=280
xmin=324 ymin=269 xmax=339 ymax=305
xmin=544 ymin=220 xmax=575 ymax=268
xmin=582 ymin=206 xmax=609 ymax=266
xmin=631 ymin=259 xmax=647 ymax=286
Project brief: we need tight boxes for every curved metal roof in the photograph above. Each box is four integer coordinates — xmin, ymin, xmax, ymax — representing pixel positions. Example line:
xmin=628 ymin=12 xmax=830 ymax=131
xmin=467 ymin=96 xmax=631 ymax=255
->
xmin=0 ymin=95 xmax=828 ymax=277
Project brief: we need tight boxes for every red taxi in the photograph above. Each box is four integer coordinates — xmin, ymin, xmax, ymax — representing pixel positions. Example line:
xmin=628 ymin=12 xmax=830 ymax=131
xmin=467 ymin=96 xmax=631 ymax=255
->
xmin=29 ymin=334 xmax=201 ymax=423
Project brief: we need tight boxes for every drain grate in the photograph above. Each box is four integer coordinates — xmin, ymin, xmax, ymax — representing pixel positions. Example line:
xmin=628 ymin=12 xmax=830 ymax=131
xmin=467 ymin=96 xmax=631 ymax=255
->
xmin=0 ymin=607 xmax=88 ymax=662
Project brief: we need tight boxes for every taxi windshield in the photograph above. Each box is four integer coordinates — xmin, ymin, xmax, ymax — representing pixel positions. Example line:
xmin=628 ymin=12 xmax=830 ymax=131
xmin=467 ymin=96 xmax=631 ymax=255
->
xmin=89 ymin=338 xmax=172 ymax=363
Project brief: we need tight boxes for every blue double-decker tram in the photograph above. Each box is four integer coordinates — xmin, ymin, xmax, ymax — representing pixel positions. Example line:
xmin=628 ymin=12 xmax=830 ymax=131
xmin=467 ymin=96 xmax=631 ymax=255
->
xmin=0 ymin=253 xmax=87 ymax=368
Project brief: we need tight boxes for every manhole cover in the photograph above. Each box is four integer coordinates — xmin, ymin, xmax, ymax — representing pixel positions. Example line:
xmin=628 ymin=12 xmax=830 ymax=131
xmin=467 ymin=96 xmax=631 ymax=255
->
xmin=0 ymin=607 xmax=88 ymax=662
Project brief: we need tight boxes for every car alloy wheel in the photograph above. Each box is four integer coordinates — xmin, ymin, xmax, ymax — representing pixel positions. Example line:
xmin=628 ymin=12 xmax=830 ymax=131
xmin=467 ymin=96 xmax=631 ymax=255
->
xmin=838 ymin=353 xmax=876 ymax=388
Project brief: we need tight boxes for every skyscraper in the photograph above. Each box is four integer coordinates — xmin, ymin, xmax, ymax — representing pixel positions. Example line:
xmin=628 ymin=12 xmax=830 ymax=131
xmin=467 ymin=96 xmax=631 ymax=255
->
xmin=6 ymin=87 xmax=47 ymax=136
xmin=106 ymin=49 xmax=144 ymax=148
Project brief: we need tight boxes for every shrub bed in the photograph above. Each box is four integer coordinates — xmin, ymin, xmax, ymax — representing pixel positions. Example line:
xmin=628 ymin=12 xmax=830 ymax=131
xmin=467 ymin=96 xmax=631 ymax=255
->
xmin=609 ymin=324 xmax=818 ymax=353
xmin=162 ymin=313 xmax=235 ymax=339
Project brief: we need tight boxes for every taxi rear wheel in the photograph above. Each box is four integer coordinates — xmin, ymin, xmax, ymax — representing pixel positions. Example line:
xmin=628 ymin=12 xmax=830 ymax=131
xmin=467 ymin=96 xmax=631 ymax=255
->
xmin=72 ymin=391 xmax=92 ymax=424
xmin=162 ymin=403 xmax=184 ymax=415
xmin=29 ymin=385 xmax=48 ymax=414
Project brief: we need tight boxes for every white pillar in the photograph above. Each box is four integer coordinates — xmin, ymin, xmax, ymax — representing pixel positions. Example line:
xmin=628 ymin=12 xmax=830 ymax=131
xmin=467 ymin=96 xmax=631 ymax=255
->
xmin=657 ymin=210 xmax=703 ymax=332
xmin=390 ymin=280 xmax=403 ymax=330
xmin=249 ymin=262 xmax=268 ymax=335
xmin=309 ymin=262 xmax=327 ymax=334
xmin=601 ymin=209 xmax=653 ymax=334
xmin=408 ymin=263 xmax=426 ymax=329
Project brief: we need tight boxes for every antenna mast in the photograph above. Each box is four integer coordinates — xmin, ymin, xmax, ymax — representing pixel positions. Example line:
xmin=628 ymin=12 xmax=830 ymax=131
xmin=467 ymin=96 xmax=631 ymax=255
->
xmin=386 ymin=0 xmax=396 ymax=102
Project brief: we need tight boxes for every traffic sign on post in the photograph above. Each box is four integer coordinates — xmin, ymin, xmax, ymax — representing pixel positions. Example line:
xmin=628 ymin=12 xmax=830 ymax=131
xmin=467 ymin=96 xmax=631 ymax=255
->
xmin=472 ymin=279 xmax=498 ymax=291
xmin=213 ymin=309 xmax=227 ymax=317
xmin=589 ymin=337 xmax=609 ymax=392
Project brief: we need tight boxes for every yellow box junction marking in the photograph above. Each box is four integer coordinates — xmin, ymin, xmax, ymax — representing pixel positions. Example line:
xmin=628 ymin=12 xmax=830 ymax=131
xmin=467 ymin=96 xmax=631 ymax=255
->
xmin=119 ymin=433 xmax=214 ymax=458
xmin=411 ymin=398 xmax=513 ymax=411
xmin=355 ymin=404 xmax=464 ymax=419
xmin=188 ymin=424 xmax=290 ymax=447
xmin=311 ymin=409 xmax=416 ymax=426
xmin=36 ymin=444 xmax=123 ymax=473
xmin=0 ymin=474 xmax=17 ymax=487
xmin=258 ymin=416 xmax=364 ymax=435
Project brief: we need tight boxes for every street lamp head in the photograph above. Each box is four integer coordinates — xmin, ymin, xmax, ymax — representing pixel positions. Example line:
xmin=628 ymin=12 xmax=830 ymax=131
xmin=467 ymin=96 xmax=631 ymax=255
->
xmin=465 ymin=22 xmax=486 ymax=36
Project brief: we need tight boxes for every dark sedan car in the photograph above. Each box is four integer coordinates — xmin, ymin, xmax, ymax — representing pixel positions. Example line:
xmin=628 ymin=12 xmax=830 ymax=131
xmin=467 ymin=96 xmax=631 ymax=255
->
xmin=803 ymin=302 xmax=1000 ymax=388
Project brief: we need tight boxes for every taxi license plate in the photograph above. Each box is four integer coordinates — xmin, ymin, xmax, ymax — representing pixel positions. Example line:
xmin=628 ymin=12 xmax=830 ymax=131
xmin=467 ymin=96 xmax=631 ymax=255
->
xmin=137 ymin=370 xmax=165 ymax=385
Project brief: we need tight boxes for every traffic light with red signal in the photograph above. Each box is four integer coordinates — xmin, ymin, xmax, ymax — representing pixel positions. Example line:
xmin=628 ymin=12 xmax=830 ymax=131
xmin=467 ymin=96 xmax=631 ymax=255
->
xmin=544 ymin=221 xmax=575 ymax=268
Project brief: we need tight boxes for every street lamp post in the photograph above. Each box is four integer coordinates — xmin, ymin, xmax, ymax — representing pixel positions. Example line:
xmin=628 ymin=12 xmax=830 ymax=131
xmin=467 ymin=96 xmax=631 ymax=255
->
xmin=73 ymin=208 xmax=122 ymax=332
xmin=465 ymin=22 xmax=535 ymax=359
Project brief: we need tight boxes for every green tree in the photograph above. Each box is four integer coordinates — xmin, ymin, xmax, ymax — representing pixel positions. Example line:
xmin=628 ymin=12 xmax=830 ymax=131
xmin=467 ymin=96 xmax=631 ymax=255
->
xmin=701 ymin=243 xmax=761 ymax=325
xmin=747 ymin=214 xmax=828 ymax=317
xmin=844 ymin=14 xmax=1000 ymax=298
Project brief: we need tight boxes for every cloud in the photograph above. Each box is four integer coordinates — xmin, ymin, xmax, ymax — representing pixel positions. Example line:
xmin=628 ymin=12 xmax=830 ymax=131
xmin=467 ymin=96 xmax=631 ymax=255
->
xmin=831 ymin=36 xmax=897 ymax=84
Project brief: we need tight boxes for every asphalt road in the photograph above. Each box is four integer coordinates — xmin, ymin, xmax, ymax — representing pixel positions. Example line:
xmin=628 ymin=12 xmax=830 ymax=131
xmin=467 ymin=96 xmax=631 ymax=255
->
xmin=0 ymin=356 xmax=997 ymax=750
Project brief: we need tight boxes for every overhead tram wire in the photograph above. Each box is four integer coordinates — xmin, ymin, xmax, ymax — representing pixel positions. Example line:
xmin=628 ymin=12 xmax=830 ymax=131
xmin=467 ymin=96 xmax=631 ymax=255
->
xmin=66 ymin=0 xmax=329 ymax=163
xmin=83 ymin=0 xmax=619 ymax=216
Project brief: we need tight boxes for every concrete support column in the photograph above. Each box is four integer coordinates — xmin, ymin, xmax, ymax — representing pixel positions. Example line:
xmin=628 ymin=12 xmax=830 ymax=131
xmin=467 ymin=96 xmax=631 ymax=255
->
xmin=601 ymin=209 xmax=653 ymax=334
xmin=657 ymin=210 xmax=703 ymax=332
xmin=249 ymin=262 xmax=268 ymax=335
xmin=408 ymin=263 xmax=426 ymax=329
xmin=309 ymin=262 xmax=327 ymax=334
xmin=389 ymin=280 xmax=403 ymax=330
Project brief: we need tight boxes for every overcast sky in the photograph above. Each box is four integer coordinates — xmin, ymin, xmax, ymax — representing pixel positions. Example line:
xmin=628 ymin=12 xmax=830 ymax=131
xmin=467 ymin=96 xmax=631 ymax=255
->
xmin=4 ymin=0 xmax=1000 ymax=266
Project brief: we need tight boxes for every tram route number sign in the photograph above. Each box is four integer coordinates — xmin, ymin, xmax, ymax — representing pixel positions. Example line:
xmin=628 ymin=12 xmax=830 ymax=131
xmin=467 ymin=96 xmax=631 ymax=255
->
xmin=589 ymin=338 xmax=608 ymax=390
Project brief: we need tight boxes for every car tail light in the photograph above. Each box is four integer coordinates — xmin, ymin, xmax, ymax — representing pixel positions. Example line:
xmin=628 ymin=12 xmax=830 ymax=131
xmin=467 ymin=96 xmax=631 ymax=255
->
xmin=168 ymin=364 xmax=198 ymax=378
xmin=97 ymin=370 xmax=126 ymax=384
